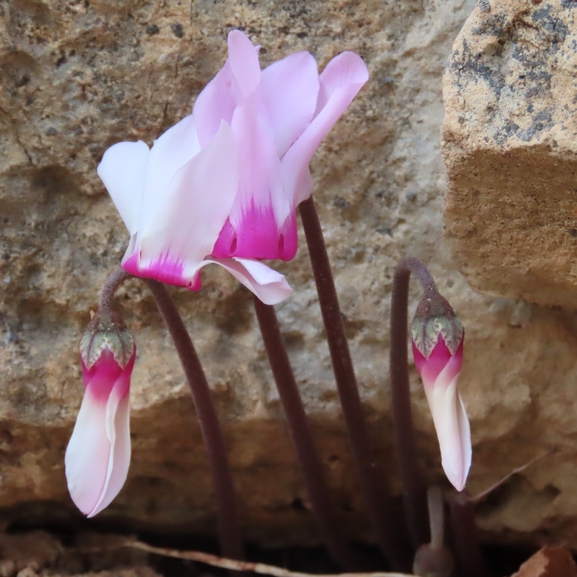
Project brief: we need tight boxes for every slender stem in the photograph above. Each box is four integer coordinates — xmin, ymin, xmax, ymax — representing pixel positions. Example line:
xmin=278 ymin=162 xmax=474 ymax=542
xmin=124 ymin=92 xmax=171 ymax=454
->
xmin=449 ymin=493 xmax=486 ymax=577
xmin=389 ymin=257 xmax=441 ymax=548
xmin=253 ymin=296 xmax=361 ymax=570
xmin=427 ymin=486 xmax=444 ymax=552
xmin=299 ymin=197 xmax=411 ymax=571
xmin=144 ymin=279 xmax=244 ymax=561
xmin=99 ymin=268 xmax=130 ymax=314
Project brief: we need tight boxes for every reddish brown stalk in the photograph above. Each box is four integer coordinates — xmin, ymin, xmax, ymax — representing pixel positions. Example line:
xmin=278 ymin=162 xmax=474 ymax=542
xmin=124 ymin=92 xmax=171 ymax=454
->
xmin=299 ymin=197 xmax=411 ymax=571
xmin=448 ymin=493 xmax=486 ymax=577
xmin=144 ymin=279 xmax=244 ymax=562
xmin=389 ymin=258 xmax=439 ymax=548
xmin=99 ymin=267 xmax=130 ymax=314
xmin=253 ymin=296 xmax=361 ymax=570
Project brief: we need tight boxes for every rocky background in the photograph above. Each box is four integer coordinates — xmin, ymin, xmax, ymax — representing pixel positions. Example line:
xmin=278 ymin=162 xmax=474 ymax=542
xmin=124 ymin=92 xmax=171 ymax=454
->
xmin=1 ymin=0 xmax=576 ymax=564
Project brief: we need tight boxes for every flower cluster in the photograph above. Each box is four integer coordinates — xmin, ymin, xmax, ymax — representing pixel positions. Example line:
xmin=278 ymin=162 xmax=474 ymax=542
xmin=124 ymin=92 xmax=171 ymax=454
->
xmin=66 ymin=28 xmax=472 ymax=530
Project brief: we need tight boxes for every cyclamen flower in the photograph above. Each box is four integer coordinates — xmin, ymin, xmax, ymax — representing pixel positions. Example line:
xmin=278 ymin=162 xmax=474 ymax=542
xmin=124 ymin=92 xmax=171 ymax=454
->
xmin=411 ymin=298 xmax=471 ymax=492
xmin=65 ymin=312 xmax=135 ymax=517
xmin=97 ymin=30 xmax=369 ymax=305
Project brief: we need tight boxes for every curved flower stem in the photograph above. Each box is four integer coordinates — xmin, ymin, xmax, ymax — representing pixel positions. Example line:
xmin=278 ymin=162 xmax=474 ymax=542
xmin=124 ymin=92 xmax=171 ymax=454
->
xmin=299 ymin=197 xmax=411 ymax=571
xmin=253 ymin=296 xmax=361 ymax=570
xmin=99 ymin=268 xmax=131 ymax=314
xmin=427 ymin=486 xmax=444 ymax=552
xmin=389 ymin=257 xmax=440 ymax=548
xmin=144 ymin=279 xmax=244 ymax=562
xmin=448 ymin=493 xmax=486 ymax=577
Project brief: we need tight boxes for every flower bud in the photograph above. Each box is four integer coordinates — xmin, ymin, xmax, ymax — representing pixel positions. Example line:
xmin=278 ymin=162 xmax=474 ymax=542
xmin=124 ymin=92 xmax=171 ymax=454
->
xmin=65 ymin=311 xmax=135 ymax=517
xmin=412 ymin=295 xmax=471 ymax=491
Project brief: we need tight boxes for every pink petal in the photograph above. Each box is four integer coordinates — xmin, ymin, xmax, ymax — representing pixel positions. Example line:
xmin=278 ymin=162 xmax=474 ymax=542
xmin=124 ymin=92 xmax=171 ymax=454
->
xmin=126 ymin=122 xmax=239 ymax=287
xmin=97 ymin=140 xmax=150 ymax=235
xmin=89 ymin=386 xmax=131 ymax=517
xmin=212 ymin=199 xmax=298 ymax=261
xmin=205 ymin=257 xmax=293 ymax=305
xmin=413 ymin=337 xmax=463 ymax=386
xmin=139 ymin=115 xmax=201 ymax=232
xmin=424 ymin=371 xmax=472 ymax=492
xmin=211 ymin=91 xmax=291 ymax=260
xmin=193 ymin=30 xmax=260 ymax=148
xmin=65 ymin=373 xmax=132 ymax=517
xmin=281 ymin=51 xmax=369 ymax=205
xmin=260 ymin=51 xmax=319 ymax=157
xmin=227 ymin=30 xmax=261 ymax=98
xmin=193 ymin=60 xmax=236 ymax=148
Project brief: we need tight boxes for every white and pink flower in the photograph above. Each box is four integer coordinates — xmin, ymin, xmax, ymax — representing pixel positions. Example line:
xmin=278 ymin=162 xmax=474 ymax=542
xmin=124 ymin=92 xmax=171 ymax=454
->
xmin=65 ymin=313 xmax=135 ymax=517
xmin=97 ymin=30 xmax=369 ymax=305
xmin=412 ymin=306 xmax=471 ymax=492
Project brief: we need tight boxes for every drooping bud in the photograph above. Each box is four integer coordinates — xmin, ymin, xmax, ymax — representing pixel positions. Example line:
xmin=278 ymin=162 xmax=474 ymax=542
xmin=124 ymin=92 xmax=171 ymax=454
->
xmin=411 ymin=295 xmax=471 ymax=492
xmin=65 ymin=310 xmax=136 ymax=518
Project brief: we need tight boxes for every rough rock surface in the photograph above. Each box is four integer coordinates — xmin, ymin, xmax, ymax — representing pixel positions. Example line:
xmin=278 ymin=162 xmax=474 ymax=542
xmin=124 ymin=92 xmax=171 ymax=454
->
xmin=442 ymin=0 xmax=577 ymax=308
xmin=2 ymin=0 xmax=577 ymax=557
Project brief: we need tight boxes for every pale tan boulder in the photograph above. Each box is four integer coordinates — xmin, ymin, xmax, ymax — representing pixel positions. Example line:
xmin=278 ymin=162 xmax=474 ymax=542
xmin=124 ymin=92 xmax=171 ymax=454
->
xmin=442 ymin=0 xmax=577 ymax=308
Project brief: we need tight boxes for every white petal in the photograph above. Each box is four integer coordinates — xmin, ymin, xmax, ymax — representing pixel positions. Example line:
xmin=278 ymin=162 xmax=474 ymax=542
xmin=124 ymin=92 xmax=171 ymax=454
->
xmin=97 ymin=141 xmax=150 ymax=235
xmin=65 ymin=390 xmax=113 ymax=516
xmin=425 ymin=372 xmax=472 ymax=492
xmin=88 ymin=388 xmax=131 ymax=517
xmin=138 ymin=121 xmax=239 ymax=279
xmin=204 ymin=257 xmax=293 ymax=305
xmin=139 ymin=115 xmax=202 ymax=232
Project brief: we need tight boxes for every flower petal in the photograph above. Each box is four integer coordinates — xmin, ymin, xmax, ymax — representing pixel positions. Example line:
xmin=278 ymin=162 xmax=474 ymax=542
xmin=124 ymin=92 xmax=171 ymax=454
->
xmin=281 ymin=51 xmax=369 ymax=205
xmin=139 ymin=114 xmax=201 ymax=233
xmin=211 ymin=88 xmax=293 ymax=260
xmin=65 ymin=380 xmax=131 ymax=517
xmin=88 ymin=386 xmax=131 ymax=517
xmin=193 ymin=60 xmax=236 ymax=148
xmin=206 ymin=257 xmax=293 ymax=305
xmin=227 ymin=29 xmax=261 ymax=98
xmin=97 ymin=140 xmax=150 ymax=235
xmin=425 ymin=371 xmax=472 ymax=492
xmin=260 ymin=51 xmax=319 ymax=157
xmin=65 ymin=390 xmax=110 ymax=516
xmin=128 ymin=122 xmax=239 ymax=287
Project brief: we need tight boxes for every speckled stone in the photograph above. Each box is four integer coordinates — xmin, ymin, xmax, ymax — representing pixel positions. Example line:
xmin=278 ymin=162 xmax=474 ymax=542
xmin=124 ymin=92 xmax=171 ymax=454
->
xmin=442 ymin=0 xmax=577 ymax=308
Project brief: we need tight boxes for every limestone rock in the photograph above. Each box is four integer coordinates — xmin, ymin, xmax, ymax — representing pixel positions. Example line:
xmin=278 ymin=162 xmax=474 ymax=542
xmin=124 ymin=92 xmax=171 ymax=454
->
xmin=442 ymin=0 xmax=577 ymax=308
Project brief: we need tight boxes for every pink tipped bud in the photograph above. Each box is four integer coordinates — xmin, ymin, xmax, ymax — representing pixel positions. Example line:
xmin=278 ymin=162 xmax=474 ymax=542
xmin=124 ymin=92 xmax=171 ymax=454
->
xmin=412 ymin=296 xmax=471 ymax=492
xmin=65 ymin=311 xmax=135 ymax=517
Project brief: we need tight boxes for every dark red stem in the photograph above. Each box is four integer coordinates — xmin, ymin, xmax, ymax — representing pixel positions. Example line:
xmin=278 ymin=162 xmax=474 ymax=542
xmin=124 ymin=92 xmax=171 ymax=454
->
xmin=253 ymin=296 xmax=362 ymax=570
xmin=99 ymin=268 xmax=130 ymax=314
xmin=449 ymin=493 xmax=486 ymax=577
xmin=299 ymin=197 xmax=411 ymax=571
xmin=389 ymin=257 xmax=440 ymax=548
xmin=144 ymin=279 xmax=244 ymax=561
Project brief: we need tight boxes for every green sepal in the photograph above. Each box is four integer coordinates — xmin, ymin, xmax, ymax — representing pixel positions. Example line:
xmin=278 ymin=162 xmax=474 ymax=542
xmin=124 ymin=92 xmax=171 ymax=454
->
xmin=411 ymin=295 xmax=463 ymax=359
xmin=80 ymin=311 xmax=135 ymax=370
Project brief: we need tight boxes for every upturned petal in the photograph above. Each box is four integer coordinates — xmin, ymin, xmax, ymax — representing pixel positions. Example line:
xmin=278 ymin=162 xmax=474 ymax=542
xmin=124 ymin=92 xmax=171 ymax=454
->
xmin=260 ymin=51 xmax=319 ymax=157
xmin=281 ymin=51 xmax=369 ymax=205
xmin=211 ymin=88 xmax=295 ymax=261
xmin=97 ymin=140 xmax=150 ymax=235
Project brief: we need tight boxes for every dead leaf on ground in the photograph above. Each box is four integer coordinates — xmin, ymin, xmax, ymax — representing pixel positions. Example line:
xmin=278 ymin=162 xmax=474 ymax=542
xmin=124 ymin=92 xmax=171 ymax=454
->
xmin=511 ymin=546 xmax=577 ymax=577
